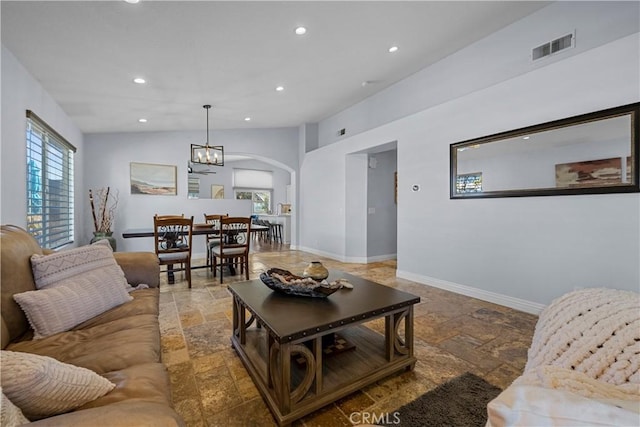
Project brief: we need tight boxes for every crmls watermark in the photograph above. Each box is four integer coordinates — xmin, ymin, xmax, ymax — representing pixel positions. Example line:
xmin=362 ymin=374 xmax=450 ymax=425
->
xmin=349 ymin=411 xmax=401 ymax=425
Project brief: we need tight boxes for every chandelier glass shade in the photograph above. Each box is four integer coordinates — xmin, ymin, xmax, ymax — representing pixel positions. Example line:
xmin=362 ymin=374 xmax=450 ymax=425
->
xmin=191 ymin=105 xmax=224 ymax=166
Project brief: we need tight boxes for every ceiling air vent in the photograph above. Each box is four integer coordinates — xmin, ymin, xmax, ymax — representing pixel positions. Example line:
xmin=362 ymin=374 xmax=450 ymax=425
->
xmin=532 ymin=32 xmax=575 ymax=61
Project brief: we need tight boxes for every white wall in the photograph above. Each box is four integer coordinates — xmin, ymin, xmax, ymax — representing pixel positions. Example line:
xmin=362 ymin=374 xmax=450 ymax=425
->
xmin=1 ymin=46 xmax=85 ymax=244
xmin=299 ymin=143 xmax=348 ymax=259
xmin=83 ymin=128 xmax=298 ymax=253
xmin=301 ymin=7 xmax=640 ymax=311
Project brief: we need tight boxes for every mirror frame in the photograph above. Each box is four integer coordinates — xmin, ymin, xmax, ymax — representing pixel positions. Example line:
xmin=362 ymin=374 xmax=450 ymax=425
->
xmin=450 ymin=103 xmax=640 ymax=199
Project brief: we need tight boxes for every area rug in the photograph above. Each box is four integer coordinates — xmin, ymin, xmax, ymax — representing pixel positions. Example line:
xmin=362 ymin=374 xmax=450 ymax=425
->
xmin=379 ymin=372 xmax=502 ymax=427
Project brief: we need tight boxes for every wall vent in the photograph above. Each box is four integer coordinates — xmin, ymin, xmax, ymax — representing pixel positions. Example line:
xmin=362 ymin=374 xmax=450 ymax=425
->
xmin=532 ymin=32 xmax=575 ymax=61
xmin=337 ymin=128 xmax=346 ymax=136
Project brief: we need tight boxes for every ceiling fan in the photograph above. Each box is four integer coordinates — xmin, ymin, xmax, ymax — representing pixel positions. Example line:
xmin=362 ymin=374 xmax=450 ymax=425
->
xmin=187 ymin=161 xmax=216 ymax=175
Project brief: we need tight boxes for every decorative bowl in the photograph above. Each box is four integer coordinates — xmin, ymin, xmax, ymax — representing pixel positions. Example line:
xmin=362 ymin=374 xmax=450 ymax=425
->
xmin=260 ymin=268 xmax=341 ymax=298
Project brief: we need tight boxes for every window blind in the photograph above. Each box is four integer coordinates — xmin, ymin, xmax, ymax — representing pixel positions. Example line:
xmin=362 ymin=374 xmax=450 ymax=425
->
xmin=26 ymin=110 xmax=75 ymax=249
xmin=233 ymin=168 xmax=273 ymax=189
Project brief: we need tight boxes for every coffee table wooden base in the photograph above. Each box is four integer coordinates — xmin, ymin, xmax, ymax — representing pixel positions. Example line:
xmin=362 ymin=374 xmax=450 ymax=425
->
xmin=231 ymin=298 xmax=416 ymax=426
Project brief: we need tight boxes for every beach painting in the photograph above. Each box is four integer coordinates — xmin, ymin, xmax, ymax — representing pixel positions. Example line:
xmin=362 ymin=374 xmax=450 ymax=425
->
xmin=130 ymin=162 xmax=177 ymax=195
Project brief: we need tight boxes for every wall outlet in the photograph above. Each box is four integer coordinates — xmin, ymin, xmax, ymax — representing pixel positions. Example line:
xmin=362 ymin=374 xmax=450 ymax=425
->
xmin=368 ymin=207 xmax=375 ymax=214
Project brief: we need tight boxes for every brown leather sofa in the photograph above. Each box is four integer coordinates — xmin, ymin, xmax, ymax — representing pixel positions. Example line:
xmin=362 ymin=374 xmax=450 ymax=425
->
xmin=1 ymin=225 xmax=184 ymax=426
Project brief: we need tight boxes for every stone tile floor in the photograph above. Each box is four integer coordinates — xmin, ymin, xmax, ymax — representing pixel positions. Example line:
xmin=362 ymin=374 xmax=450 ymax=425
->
xmin=158 ymin=245 xmax=538 ymax=426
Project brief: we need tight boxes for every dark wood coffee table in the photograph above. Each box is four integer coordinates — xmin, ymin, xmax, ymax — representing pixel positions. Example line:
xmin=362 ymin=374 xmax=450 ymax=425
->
xmin=228 ymin=271 xmax=420 ymax=426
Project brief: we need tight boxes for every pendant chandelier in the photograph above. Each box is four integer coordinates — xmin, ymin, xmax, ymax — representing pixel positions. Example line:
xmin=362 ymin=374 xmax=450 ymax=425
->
xmin=191 ymin=104 xmax=224 ymax=166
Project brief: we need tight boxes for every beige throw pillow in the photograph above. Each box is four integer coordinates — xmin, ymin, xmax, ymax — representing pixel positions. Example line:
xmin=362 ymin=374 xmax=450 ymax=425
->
xmin=1 ymin=389 xmax=29 ymax=426
xmin=13 ymin=278 xmax=133 ymax=339
xmin=30 ymin=239 xmax=128 ymax=290
xmin=0 ymin=351 xmax=114 ymax=420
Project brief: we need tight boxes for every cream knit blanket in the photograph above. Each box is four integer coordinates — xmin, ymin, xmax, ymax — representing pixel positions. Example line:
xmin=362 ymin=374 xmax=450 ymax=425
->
xmin=519 ymin=288 xmax=640 ymax=400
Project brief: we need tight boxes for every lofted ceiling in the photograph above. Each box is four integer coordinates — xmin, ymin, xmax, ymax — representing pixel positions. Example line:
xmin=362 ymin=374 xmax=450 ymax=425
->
xmin=1 ymin=1 xmax=548 ymax=134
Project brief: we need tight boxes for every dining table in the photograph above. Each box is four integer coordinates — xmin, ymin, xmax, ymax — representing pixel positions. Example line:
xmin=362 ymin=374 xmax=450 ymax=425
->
xmin=122 ymin=223 xmax=269 ymax=283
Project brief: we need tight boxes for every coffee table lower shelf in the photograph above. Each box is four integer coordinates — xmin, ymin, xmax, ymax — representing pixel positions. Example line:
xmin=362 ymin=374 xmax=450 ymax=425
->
xmin=231 ymin=323 xmax=416 ymax=426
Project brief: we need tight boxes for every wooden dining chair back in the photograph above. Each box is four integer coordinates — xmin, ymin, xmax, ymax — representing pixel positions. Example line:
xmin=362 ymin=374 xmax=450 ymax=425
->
xmin=204 ymin=213 xmax=228 ymax=271
xmin=211 ymin=216 xmax=251 ymax=283
xmin=153 ymin=215 xmax=193 ymax=288
xmin=155 ymin=214 xmax=185 ymax=220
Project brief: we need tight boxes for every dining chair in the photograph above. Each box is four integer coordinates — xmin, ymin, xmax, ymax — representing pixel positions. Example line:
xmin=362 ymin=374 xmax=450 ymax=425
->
xmin=153 ymin=215 xmax=193 ymax=288
xmin=211 ymin=216 xmax=251 ymax=283
xmin=203 ymin=213 xmax=227 ymax=271
xmin=156 ymin=213 xmax=187 ymax=266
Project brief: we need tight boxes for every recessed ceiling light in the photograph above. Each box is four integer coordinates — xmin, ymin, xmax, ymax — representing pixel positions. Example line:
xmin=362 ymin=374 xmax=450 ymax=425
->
xmin=522 ymin=136 xmax=530 ymax=140
xmin=124 ymin=0 xmax=140 ymax=4
xmin=275 ymin=86 xmax=284 ymax=92
xmin=362 ymin=80 xmax=382 ymax=88
xmin=244 ymin=117 xmax=251 ymax=121
xmin=133 ymin=77 xmax=146 ymax=84
xmin=388 ymin=46 xmax=399 ymax=53
xmin=138 ymin=118 xmax=147 ymax=123
xmin=294 ymin=26 xmax=307 ymax=35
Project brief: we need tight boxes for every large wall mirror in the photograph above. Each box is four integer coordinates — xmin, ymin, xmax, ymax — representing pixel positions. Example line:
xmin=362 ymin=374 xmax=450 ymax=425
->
xmin=187 ymin=161 xmax=221 ymax=199
xmin=450 ymin=103 xmax=639 ymax=199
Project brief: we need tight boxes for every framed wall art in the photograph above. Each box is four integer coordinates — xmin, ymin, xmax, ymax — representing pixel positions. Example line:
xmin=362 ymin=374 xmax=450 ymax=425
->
xmin=211 ymin=184 xmax=224 ymax=199
xmin=555 ymin=157 xmax=624 ymax=188
xmin=130 ymin=162 xmax=177 ymax=195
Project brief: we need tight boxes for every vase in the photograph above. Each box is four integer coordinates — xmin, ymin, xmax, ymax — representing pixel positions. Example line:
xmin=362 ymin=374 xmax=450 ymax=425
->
xmin=90 ymin=231 xmax=117 ymax=251
xmin=303 ymin=261 xmax=329 ymax=281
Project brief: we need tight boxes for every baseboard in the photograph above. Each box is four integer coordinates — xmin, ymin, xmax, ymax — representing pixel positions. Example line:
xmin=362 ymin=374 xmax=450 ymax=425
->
xmin=295 ymin=246 xmax=348 ymax=262
xmin=366 ymin=253 xmax=397 ymax=262
xmin=295 ymin=246 xmax=396 ymax=264
xmin=341 ymin=254 xmax=397 ymax=263
xmin=396 ymin=270 xmax=545 ymax=315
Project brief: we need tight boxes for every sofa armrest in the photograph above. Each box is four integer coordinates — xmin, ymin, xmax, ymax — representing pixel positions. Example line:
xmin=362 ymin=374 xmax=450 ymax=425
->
xmin=113 ymin=252 xmax=160 ymax=288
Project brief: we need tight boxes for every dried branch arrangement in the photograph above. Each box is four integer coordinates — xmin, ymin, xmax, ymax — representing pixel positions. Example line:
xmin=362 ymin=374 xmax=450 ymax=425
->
xmin=89 ymin=187 xmax=119 ymax=233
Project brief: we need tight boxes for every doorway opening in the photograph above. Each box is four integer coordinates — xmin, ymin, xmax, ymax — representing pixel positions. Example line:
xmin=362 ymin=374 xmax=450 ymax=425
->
xmin=345 ymin=141 xmax=397 ymax=262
